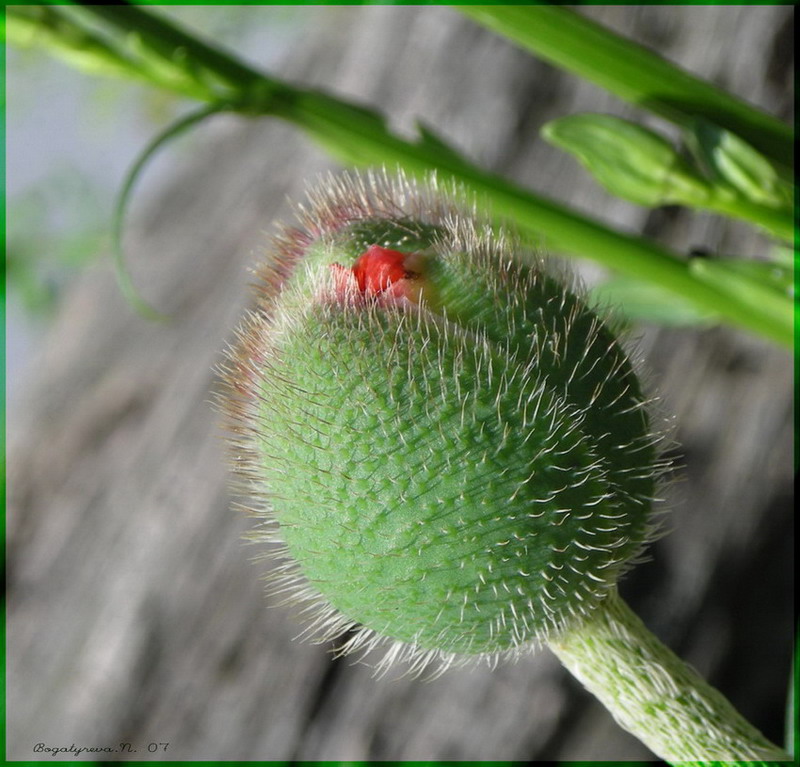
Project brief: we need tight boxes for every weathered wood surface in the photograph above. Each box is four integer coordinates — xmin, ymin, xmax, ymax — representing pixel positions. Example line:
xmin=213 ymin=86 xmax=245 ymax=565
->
xmin=7 ymin=6 xmax=793 ymax=761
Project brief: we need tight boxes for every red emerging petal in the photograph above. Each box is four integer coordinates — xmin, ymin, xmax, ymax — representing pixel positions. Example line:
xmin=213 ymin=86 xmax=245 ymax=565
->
xmin=352 ymin=245 xmax=410 ymax=294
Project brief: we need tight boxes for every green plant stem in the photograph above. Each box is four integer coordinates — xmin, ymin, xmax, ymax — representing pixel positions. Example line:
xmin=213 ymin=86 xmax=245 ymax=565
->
xmin=180 ymin=80 xmax=798 ymax=346
xmin=459 ymin=6 xmax=794 ymax=175
xmin=26 ymin=4 xmax=793 ymax=346
xmin=444 ymin=173 xmax=793 ymax=345
xmin=548 ymin=588 xmax=791 ymax=763
xmin=112 ymin=102 xmax=228 ymax=320
xmin=69 ymin=3 xmax=294 ymax=107
xmin=705 ymin=194 xmax=794 ymax=243
xmin=6 ymin=5 xmax=211 ymax=102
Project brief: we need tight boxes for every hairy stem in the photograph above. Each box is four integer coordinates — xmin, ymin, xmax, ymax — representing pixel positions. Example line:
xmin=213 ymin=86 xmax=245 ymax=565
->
xmin=548 ymin=588 xmax=791 ymax=763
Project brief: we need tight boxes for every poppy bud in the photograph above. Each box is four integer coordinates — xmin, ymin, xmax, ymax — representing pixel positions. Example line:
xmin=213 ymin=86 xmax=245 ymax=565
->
xmin=543 ymin=113 xmax=710 ymax=207
xmin=220 ymin=170 xmax=663 ymax=674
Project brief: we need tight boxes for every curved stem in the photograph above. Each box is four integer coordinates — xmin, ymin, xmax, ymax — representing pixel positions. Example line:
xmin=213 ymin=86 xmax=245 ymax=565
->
xmin=547 ymin=588 xmax=790 ymax=763
xmin=111 ymin=101 xmax=227 ymax=320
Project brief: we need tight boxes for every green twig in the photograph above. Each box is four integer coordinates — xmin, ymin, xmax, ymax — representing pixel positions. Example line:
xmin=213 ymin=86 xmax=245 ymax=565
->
xmin=71 ymin=3 xmax=295 ymax=108
xmin=11 ymin=4 xmax=794 ymax=345
xmin=459 ymin=6 xmax=793 ymax=174
xmin=706 ymin=193 xmax=794 ymax=242
xmin=112 ymin=102 xmax=228 ymax=320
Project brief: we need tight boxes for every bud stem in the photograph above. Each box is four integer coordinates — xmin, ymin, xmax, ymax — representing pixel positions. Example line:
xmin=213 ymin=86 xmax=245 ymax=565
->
xmin=548 ymin=588 xmax=790 ymax=763
xmin=706 ymin=193 xmax=794 ymax=243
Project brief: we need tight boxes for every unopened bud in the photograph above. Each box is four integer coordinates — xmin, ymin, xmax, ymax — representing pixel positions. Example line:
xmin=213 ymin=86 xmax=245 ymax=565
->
xmin=686 ymin=119 xmax=792 ymax=208
xmin=219 ymin=170 xmax=664 ymax=674
xmin=543 ymin=113 xmax=710 ymax=207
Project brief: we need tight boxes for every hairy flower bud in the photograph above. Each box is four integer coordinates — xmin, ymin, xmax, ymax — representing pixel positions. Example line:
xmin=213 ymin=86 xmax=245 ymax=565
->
xmin=219 ymin=170 xmax=664 ymax=675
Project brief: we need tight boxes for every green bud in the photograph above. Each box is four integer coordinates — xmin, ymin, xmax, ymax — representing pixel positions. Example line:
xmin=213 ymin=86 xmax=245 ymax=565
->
xmin=685 ymin=119 xmax=793 ymax=209
xmin=220 ymin=171 xmax=665 ymax=674
xmin=543 ymin=113 xmax=710 ymax=207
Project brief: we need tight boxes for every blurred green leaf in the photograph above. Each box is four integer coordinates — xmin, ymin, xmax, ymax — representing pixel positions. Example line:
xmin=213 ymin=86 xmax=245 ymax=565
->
xmin=416 ymin=121 xmax=471 ymax=168
xmin=589 ymin=273 xmax=718 ymax=328
xmin=692 ymin=254 xmax=793 ymax=299
xmin=5 ymin=246 xmax=59 ymax=316
xmin=768 ymin=244 xmax=795 ymax=270
xmin=6 ymin=170 xmax=108 ymax=317
xmin=689 ymin=255 xmax=794 ymax=330
xmin=7 ymin=6 xmax=155 ymax=85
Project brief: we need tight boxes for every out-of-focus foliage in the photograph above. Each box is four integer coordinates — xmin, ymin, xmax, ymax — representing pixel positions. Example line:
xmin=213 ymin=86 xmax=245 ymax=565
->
xmin=6 ymin=5 xmax=308 ymax=320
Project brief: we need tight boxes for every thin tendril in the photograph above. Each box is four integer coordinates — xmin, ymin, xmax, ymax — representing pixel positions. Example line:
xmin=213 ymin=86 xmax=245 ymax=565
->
xmin=112 ymin=101 xmax=229 ymax=320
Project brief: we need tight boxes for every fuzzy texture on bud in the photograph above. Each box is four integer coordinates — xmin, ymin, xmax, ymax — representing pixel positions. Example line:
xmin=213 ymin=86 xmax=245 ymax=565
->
xmin=219 ymin=170 xmax=665 ymax=676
